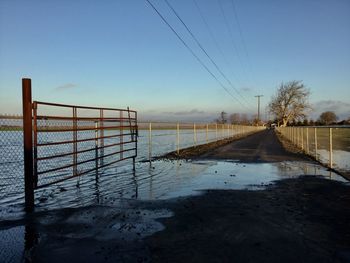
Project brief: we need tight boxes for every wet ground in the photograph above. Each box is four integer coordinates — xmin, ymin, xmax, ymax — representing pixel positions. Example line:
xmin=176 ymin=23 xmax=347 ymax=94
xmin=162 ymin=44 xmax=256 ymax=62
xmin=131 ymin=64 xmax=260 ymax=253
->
xmin=1 ymin=130 xmax=350 ymax=262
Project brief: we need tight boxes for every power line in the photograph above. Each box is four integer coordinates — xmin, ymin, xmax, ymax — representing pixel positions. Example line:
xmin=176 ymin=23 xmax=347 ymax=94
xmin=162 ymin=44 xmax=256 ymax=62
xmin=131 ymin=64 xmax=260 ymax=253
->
xmin=192 ymin=0 xmax=244 ymax=87
xmin=217 ymin=0 xmax=251 ymax=84
xmin=144 ymin=0 xmax=242 ymax=105
xmin=255 ymin=95 xmax=263 ymax=123
xmin=164 ymin=0 xmax=253 ymax=110
xmin=192 ymin=0 xmax=256 ymax=110
xmin=229 ymin=0 xmax=258 ymax=88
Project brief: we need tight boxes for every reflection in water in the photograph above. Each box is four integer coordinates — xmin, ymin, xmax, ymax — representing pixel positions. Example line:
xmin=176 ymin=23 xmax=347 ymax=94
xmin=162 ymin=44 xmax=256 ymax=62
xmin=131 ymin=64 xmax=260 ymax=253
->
xmin=0 ymin=160 xmax=349 ymax=263
xmin=1 ymin=160 xmax=348 ymax=221
xmin=24 ymin=224 xmax=39 ymax=263
xmin=132 ymin=169 xmax=138 ymax=199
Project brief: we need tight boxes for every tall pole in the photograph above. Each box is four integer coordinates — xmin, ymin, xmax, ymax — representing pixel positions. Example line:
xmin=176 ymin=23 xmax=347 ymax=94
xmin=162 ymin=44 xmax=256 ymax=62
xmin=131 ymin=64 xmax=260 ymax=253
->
xmin=22 ymin=78 xmax=34 ymax=212
xmin=255 ymin=95 xmax=263 ymax=125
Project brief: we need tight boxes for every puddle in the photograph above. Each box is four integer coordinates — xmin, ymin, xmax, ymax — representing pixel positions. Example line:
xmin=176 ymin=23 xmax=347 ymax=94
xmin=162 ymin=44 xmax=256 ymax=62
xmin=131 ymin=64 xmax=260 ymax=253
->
xmin=111 ymin=209 xmax=173 ymax=241
xmin=0 ymin=226 xmax=25 ymax=263
xmin=1 ymin=160 xmax=348 ymax=221
xmin=0 ymin=160 xmax=348 ymax=263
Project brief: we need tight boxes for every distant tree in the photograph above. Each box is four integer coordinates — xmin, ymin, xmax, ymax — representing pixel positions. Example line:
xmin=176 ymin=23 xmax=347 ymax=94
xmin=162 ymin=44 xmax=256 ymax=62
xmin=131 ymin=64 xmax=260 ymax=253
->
xmin=229 ymin=113 xmax=240 ymax=124
xmin=303 ymin=119 xmax=309 ymax=126
xmin=268 ymin=81 xmax=311 ymax=127
xmin=309 ymin=119 xmax=315 ymax=126
xmin=251 ymin=114 xmax=261 ymax=126
xmin=318 ymin=111 xmax=338 ymax=125
xmin=216 ymin=111 xmax=227 ymax=124
xmin=240 ymin=113 xmax=249 ymax=125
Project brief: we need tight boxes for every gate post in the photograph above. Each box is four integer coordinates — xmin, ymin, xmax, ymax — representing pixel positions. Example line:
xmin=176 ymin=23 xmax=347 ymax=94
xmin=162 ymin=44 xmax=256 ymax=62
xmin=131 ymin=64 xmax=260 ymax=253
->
xmin=22 ymin=78 xmax=34 ymax=212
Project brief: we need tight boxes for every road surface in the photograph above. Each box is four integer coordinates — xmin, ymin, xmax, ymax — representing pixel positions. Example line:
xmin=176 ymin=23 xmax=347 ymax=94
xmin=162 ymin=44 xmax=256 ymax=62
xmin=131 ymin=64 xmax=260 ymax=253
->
xmin=201 ymin=129 xmax=308 ymax=162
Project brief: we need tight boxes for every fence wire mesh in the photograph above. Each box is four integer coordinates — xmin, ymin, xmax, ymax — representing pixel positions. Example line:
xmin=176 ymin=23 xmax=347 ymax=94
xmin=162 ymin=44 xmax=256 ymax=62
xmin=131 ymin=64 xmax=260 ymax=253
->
xmin=277 ymin=126 xmax=350 ymax=177
xmin=1 ymin=110 xmax=265 ymax=215
xmin=34 ymin=103 xmax=137 ymax=188
xmin=0 ymin=116 xmax=24 ymax=203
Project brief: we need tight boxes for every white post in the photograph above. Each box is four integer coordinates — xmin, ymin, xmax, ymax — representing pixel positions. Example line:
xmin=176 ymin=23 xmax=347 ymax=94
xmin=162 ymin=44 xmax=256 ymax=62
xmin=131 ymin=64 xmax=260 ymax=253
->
xmin=314 ymin=127 xmax=318 ymax=160
xmin=149 ymin=122 xmax=152 ymax=161
xmin=301 ymin=127 xmax=304 ymax=151
xmin=306 ymin=127 xmax=309 ymax=154
xmin=194 ymin=123 xmax=197 ymax=146
xmin=206 ymin=124 xmax=209 ymax=143
xmin=297 ymin=128 xmax=299 ymax=147
xmin=177 ymin=123 xmax=180 ymax=154
xmin=329 ymin=128 xmax=333 ymax=169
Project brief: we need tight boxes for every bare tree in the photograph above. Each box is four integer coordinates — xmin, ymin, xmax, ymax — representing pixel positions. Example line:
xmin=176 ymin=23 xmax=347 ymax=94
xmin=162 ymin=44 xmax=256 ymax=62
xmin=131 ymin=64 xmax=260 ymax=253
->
xmin=318 ymin=111 xmax=338 ymax=125
xmin=268 ymin=81 xmax=311 ymax=127
xmin=216 ymin=111 xmax=227 ymax=124
xmin=229 ymin=113 xmax=240 ymax=124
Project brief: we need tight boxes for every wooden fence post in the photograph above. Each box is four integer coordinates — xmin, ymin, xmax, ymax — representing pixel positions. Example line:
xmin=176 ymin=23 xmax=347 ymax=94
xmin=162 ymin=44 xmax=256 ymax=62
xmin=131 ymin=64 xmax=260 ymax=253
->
xmin=22 ymin=78 xmax=34 ymax=212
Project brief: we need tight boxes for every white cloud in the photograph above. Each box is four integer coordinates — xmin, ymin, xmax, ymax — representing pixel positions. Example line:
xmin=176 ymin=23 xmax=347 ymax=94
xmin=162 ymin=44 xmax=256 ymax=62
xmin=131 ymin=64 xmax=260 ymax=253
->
xmin=311 ymin=100 xmax=350 ymax=120
xmin=55 ymin=83 xmax=78 ymax=90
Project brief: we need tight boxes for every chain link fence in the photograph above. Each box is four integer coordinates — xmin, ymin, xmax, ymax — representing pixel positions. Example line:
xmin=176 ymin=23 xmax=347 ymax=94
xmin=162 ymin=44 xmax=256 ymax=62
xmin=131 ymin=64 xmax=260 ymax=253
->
xmin=1 ymin=116 xmax=265 ymax=209
xmin=0 ymin=116 xmax=24 ymax=205
xmin=138 ymin=122 xmax=264 ymax=160
xmin=277 ymin=126 xmax=350 ymax=178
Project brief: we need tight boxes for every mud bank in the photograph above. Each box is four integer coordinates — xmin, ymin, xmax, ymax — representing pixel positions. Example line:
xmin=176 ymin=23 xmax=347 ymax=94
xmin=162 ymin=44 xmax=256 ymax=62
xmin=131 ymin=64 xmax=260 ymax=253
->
xmin=162 ymin=131 xmax=259 ymax=160
xmin=146 ymin=176 xmax=350 ymax=263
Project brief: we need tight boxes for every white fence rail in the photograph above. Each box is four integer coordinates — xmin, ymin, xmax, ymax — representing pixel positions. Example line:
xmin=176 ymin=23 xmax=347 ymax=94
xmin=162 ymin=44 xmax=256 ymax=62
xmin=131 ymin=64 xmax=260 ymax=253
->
xmin=277 ymin=126 xmax=350 ymax=175
xmin=140 ymin=122 xmax=265 ymax=160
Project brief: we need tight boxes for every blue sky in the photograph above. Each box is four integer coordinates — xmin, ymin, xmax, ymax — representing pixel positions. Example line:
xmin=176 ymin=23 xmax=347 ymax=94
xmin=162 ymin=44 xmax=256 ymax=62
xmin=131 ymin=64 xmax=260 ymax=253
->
xmin=1 ymin=0 xmax=349 ymax=121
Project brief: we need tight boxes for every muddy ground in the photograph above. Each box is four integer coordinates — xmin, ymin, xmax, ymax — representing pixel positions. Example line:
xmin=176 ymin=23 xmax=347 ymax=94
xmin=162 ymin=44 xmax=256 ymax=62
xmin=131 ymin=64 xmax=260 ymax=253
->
xmin=1 ymin=130 xmax=350 ymax=262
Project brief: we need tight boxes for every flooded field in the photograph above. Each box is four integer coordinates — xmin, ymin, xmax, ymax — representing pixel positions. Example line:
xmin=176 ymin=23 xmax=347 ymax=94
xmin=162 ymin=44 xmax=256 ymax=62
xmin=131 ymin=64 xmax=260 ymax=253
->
xmin=0 ymin=159 xmax=348 ymax=263
xmin=0 ymin=128 xmax=238 ymax=203
xmin=1 ymin=127 xmax=349 ymax=263
xmin=1 ymin=158 xmax=347 ymax=221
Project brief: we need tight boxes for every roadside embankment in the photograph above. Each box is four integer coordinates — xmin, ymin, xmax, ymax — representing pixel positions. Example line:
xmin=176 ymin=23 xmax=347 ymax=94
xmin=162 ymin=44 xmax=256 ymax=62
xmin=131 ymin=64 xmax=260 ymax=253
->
xmin=161 ymin=130 xmax=262 ymax=160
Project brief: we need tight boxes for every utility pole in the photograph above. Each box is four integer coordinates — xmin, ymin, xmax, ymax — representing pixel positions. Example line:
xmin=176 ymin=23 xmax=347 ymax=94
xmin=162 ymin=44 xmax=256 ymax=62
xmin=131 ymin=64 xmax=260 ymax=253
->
xmin=255 ymin=95 xmax=263 ymax=125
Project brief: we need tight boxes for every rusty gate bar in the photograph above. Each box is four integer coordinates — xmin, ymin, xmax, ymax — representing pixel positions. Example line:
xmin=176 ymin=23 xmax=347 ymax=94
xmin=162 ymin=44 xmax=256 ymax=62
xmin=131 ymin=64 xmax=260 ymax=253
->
xmin=32 ymin=101 xmax=138 ymax=189
xmin=100 ymin=109 xmax=104 ymax=167
xmin=95 ymin=121 xmax=98 ymax=179
xmin=120 ymin=110 xmax=123 ymax=160
xmin=22 ymin=78 xmax=34 ymax=212
xmin=73 ymin=107 xmax=78 ymax=178
xmin=32 ymin=102 xmax=38 ymax=187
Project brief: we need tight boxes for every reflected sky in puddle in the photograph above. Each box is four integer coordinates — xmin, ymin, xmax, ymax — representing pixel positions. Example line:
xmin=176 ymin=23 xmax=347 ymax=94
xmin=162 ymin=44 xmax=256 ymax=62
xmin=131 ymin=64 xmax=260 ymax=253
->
xmin=154 ymin=160 xmax=347 ymax=199
xmin=0 ymin=160 xmax=348 ymax=263
xmin=0 ymin=160 xmax=348 ymax=221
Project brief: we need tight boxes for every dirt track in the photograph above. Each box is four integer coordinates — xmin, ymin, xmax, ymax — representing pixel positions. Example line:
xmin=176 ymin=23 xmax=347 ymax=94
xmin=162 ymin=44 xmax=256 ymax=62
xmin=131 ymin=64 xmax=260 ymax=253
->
xmin=200 ymin=129 xmax=309 ymax=162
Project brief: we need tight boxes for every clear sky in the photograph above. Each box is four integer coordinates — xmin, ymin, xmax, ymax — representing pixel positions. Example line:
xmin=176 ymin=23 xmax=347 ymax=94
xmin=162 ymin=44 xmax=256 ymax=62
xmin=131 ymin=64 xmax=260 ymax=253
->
xmin=1 ymin=0 xmax=349 ymax=121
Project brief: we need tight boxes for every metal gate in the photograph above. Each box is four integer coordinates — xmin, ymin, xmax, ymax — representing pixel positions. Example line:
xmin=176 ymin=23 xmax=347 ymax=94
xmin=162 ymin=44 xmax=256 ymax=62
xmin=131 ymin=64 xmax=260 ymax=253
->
xmin=22 ymin=78 xmax=138 ymax=211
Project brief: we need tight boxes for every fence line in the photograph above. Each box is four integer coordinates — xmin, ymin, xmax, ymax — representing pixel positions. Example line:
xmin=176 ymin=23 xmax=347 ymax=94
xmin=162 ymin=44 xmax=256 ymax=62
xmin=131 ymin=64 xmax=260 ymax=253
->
xmin=277 ymin=126 xmax=350 ymax=176
xmin=145 ymin=122 xmax=264 ymax=160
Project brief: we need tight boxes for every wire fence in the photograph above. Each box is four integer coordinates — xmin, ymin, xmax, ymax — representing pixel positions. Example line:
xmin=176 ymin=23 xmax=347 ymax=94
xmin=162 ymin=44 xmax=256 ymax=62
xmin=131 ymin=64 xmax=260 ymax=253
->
xmin=277 ymin=126 xmax=350 ymax=177
xmin=0 ymin=116 xmax=24 ymax=204
xmin=33 ymin=102 xmax=137 ymax=189
xmin=138 ymin=122 xmax=264 ymax=160
xmin=0 ymin=116 xmax=264 ymax=207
